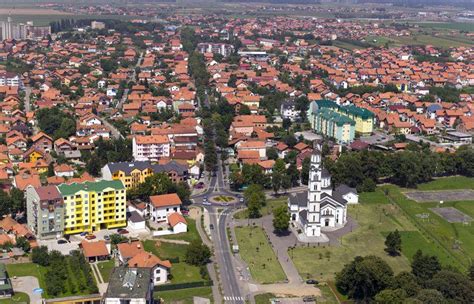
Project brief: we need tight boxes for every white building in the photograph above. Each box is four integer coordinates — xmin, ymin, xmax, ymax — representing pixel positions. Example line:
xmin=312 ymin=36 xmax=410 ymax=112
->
xmin=288 ymin=144 xmax=354 ymax=237
xmin=148 ymin=193 xmax=182 ymax=223
xmin=127 ymin=251 xmax=171 ymax=286
xmin=132 ymin=135 xmax=170 ymax=161
xmin=281 ymin=100 xmax=300 ymax=122
xmin=0 ymin=72 xmax=21 ymax=87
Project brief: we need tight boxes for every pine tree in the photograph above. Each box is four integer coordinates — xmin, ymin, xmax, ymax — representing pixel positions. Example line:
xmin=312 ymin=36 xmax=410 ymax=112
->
xmin=385 ymin=229 xmax=402 ymax=256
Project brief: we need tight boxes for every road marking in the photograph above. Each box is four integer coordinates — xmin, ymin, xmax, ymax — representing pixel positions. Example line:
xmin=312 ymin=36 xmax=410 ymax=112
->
xmin=224 ymin=296 xmax=245 ymax=302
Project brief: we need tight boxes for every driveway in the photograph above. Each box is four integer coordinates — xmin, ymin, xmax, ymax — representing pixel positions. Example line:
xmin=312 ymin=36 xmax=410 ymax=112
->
xmin=11 ymin=276 xmax=42 ymax=304
xmin=38 ymin=239 xmax=80 ymax=255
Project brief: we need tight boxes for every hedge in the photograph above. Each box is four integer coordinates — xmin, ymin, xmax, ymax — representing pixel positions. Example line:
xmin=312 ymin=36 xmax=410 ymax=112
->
xmin=154 ymin=280 xmax=213 ymax=292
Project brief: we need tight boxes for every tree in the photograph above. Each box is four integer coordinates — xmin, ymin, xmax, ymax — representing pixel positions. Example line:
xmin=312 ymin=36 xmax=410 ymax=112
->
xmin=374 ymin=289 xmax=407 ymax=304
xmin=415 ymin=289 xmax=446 ymax=304
xmin=469 ymin=264 xmax=474 ymax=281
xmin=16 ymin=236 xmax=31 ymax=253
xmin=391 ymin=271 xmax=420 ymax=297
xmin=86 ymin=154 xmax=101 ymax=177
xmin=358 ymin=177 xmax=376 ymax=192
xmin=185 ymin=240 xmax=211 ymax=266
xmin=266 ymin=147 xmax=278 ymax=160
xmin=47 ymin=162 xmax=55 ymax=177
xmin=32 ymin=246 xmax=50 ymax=266
xmin=384 ymin=230 xmax=402 ymax=256
xmin=301 ymin=157 xmax=311 ymax=185
xmin=336 ymin=255 xmax=394 ymax=301
xmin=426 ymin=270 xmax=474 ymax=303
xmin=271 ymin=159 xmax=286 ymax=194
xmin=9 ymin=187 xmax=25 ymax=214
xmin=411 ymin=250 xmax=441 ymax=282
xmin=272 ymin=206 xmax=290 ymax=233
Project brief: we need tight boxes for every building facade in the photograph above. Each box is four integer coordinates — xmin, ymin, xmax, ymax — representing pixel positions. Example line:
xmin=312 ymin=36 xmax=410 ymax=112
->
xmin=101 ymin=160 xmax=188 ymax=190
xmin=132 ymin=135 xmax=170 ymax=161
xmin=312 ymin=108 xmax=355 ymax=144
xmin=57 ymin=180 xmax=127 ymax=235
xmin=103 ymin=267 xmax=154 ymax=304
xmin=308 ymin=99 xmax=374 ymax=137
xmin=27 ymin=180 xmax=127 ymax=238
xmin=26 ymin=185 xmax=65 ymax=239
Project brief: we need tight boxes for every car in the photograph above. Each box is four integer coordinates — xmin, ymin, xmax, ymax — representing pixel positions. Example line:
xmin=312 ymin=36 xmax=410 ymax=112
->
xmin=239 ymin=197 xmax=244 ymax=202
xmin=57 ymin=239 xmax=67 ymax=244
xmin=118 ymin=228 xmax=129 ymax=235
xmin=80 ymin=232 xmax=88 ymax=236
xmin=306 ymin=279 xmax=318 ymax=285
xmin=104 ymin=235 xmax=111 ymax=241
xmin=303 ymin=296 xmax=316 ymax=302
xmin=181 ymin=209 xmax=189 ymax=215
xmin=202 ymin=201 xmax=211 ymax=206
xmin=221 ymin=202 xmax=229 ymax=206
xmin=209 ymin=224 xmax=214 ymax=230
xmin=85 ymin=234 xmax=96 ymax=240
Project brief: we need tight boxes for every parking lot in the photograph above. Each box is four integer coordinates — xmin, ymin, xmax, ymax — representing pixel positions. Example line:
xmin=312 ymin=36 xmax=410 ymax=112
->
xmin=404 ymin=190 xmax=474 ymax=203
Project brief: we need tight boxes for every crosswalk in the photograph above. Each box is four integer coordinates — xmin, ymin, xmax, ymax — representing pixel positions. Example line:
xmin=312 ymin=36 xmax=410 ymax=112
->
xmin=224 ymin=296 xmax=245 ymax=302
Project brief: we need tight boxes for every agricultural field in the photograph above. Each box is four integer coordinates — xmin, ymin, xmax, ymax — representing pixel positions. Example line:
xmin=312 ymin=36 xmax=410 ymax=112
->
xmin=365 ymin=34 xmax=474 ymax=49
xmin=235 ymin=226 xmax=286 ymax=284
xmin=291 ymin=176 xmax=474 ymax=282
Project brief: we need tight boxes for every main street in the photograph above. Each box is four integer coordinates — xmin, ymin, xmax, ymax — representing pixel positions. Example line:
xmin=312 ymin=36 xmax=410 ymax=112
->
xmin=192 ymin=156 xmax=245 ymax=303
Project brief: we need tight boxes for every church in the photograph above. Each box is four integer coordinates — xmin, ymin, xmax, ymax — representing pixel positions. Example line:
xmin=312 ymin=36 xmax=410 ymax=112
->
xmin=288 ymin=145 xmax=358 ymax=238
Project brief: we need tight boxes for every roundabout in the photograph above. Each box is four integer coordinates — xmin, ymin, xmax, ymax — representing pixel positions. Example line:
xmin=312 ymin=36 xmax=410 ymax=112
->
xmin=209 ymin=194 xmax=239 ymax=205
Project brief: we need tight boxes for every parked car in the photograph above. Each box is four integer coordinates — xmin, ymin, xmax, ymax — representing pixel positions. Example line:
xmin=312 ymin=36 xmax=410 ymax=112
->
xmin=118 ymin=228 xmax=129 ymax=235
xmin=104 ymin=235 xmax=111 ymax=241
xmin=306 ymin=279 xmax=318 ymax=285
xmin=303 ymin=296 xmax=316 ymax=302
xmin=85 ymin=234 xmax=96 ymax=240
xmin=80 ymin=232 xmax=88 ymax=236
xmin=57 ymin=239 xmax=67 ymax=244
xmin=209 ymin=224 xmax=214 ymax=230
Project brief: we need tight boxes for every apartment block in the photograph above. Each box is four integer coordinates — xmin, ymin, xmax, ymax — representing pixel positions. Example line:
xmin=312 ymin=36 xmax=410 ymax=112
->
xmin=132 ymin=135 xmax=170 ymax=161
xmin=101 ymin=160 xmax=188 ymax=190
xmin=57 ymin=180 xmax=127 ymax=235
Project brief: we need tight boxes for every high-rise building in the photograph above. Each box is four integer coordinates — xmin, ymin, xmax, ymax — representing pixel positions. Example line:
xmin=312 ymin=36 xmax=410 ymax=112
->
xmin=26 ymin=180 xmax=127 ymax=238
xmin=0 ymin=17 xmax=12 ymax=40
xmin=0 ymin=17 xmax=51 ymax=41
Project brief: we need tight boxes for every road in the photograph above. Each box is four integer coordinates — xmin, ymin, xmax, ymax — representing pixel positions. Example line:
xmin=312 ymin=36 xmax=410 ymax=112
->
xmin=192 ymin=156 xmax=245 ymax=303
xmin=24 ymin=86 xmax=32 ymax=112
xmin=116 ymin=52 xmax=143 ymax=111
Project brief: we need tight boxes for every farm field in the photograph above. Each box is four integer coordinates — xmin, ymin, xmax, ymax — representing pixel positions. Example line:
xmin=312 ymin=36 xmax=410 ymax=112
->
xmin=235 ymin=226 xmax=286 ymax=284
xmin=291 ymin=177 xmax=474 ymax=281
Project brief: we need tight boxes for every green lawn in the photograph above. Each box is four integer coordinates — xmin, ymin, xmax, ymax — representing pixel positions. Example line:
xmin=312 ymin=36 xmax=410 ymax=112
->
xmin=162 ymin=218 xmax=200 ymax=243
xmin=255 ymin=293 xmax=275 ymax=304
xmin=97 ymin=260 xmax=115 ymax=282
xmin=416 ymin=176 xmax=474 ymax=191
xmin=234 ymin=198 xmax=287 ymax=219
xmin=291 ymin=188 xmax=414 ymax=281
xmin=384 ymin=181 xmax=474 ymax=271
xmin=0 ymin=292 xmax=30 ymax=304
xmin=365 ymin=34 xmax=473 ymax=49
xmin=154 ymin=286 xmax=213 ymax=304
xmin=143 ymin=240 xmax=205 ymax=284
xmin=6 ymin=263 xmax=47 ymax=293
xmin=235 ymin=226 xmax=286 ymax=284
xmin=414 ymin=22 xmax=474 ymax=32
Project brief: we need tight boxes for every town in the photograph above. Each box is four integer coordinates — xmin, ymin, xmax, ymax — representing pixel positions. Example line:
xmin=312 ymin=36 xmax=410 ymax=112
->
xmin=0 ymin=1 xmax=473 ymax=304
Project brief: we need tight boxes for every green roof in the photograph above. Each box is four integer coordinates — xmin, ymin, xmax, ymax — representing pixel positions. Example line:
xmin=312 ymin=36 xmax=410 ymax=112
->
xmin=318 ymin=108 xmax=355 ymax=126
xmin=57 ymin=180 xmax=125 ymax=196
xmin=315 ymin=99 xmax=374 ymax=120
xmin=341 ymin=104 xmax=374 ymax=119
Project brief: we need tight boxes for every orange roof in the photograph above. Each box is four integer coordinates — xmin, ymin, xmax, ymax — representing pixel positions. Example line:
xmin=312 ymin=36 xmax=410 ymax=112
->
xmin=0 ymin=216 xmax=18 ymax=231
xmin=150 ymin=193 xmax=182 ymax=208
xmin=134 ymin=135 xmax=169 ymax=145
xmin=168 ymin=212 xmax=187 ymax=228
xmin=237 ymin=150 xmax=260 ymax=160
xmin=81 ymin=240 xmax=109 ymax=258
xmin=117 ymin=241 xmax=144 ymax=260
xmin=0 ymin=233 xmax=12 ymax=246
xmin=127 ymin=251 xmax=171 ymax=269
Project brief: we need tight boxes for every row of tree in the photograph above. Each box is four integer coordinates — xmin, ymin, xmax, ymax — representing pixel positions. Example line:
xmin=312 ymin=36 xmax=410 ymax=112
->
xmin=336 ymin=251 xmax=474 ymax=303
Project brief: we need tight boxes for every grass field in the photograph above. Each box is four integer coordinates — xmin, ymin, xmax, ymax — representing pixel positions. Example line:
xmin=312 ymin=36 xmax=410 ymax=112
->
xmin=366 ymin=34 xmax=473 ymax=49
xmin=255 ymin=293 xmax=275 ymax=304
xmin=6 ymin=259 xmax=97 ymax=299
xmin=0 ymin=292 xmax=30 ymax=304
xmin=162 ymin=218 xmax=200 ymax=243
xmin=235 ymin=226 xmax=286 ymax=284
xmin=414 ymin=22 xmax=474 ymax=32
xmin=234 ymin=198 xmax=287 ymax=219
xmin=384 ymin=181 xmax=474 ymax=271
xmin=97 ymin=260 xmax=115 ymax=282
xmin=6 ymin=263 xmax=47 ymax=293
xmin=154 ymin=286 xmax=213 ymax=304
xmin=143 ymin=240 xmax=205 ymax=284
